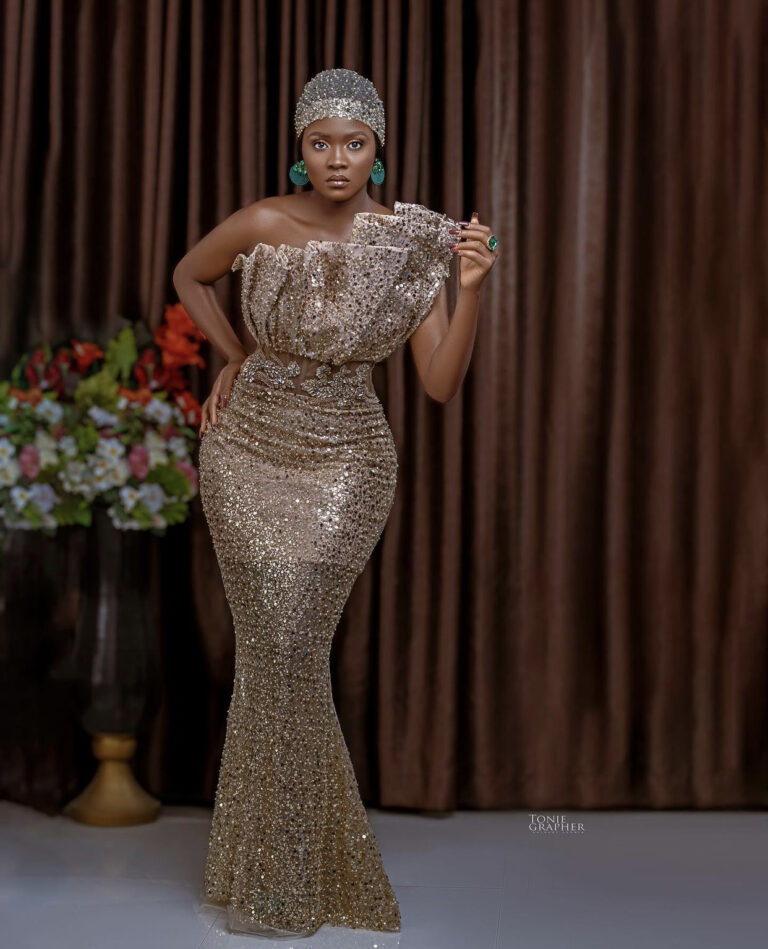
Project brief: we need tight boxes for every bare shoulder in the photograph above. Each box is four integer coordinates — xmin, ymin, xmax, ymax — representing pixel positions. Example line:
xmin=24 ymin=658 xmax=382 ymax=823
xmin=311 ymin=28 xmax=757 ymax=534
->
xmin=238 ymin=196 xmax=292 ymax=243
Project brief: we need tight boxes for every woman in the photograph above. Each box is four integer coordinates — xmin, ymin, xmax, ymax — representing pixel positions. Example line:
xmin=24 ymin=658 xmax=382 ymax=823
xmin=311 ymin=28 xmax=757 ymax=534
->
xmin=173 ymin=68 xmax=500 ymax=939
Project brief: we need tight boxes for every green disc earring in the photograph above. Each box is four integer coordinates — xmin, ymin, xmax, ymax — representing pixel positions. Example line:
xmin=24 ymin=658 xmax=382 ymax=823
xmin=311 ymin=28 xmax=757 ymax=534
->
xmin=289 ymin=159 xmax=309 ymax=186
xmin=370 ymin=158 xmax=385 ymax=185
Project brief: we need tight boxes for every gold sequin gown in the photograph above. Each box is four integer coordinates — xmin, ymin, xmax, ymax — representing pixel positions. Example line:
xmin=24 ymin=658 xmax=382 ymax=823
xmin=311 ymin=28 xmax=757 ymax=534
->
xmin=196 ymin=201 xmax=458 ymax=939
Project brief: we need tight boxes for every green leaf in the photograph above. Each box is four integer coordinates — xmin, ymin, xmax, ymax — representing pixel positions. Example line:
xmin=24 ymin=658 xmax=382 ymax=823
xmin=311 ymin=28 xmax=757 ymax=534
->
xmin=74 ymin=424 xmax=99 ymax=453
xmin=9 ymin=359 xmax=26 ymax=388
xmin=161 ymin=500 xmax=188 ymax=525
xmin=54 ymin=494 xmax=92 ymax=526
xmin=20 ymin=502 xmax=43 ymax=527
xmin=73 ymin=368 xmax=120 ymax=409
xmin=130 ymin=502 xmax=153 ymax=528
xmin=103 ymin=325 xmax=138 ymax=384
xmin=11 ymin=414 xmax=37 ymax=443
xmin=119 ymin=414 xmax=146 ymax=441
xmin=145 ymin=463 xmax=189 ymax=498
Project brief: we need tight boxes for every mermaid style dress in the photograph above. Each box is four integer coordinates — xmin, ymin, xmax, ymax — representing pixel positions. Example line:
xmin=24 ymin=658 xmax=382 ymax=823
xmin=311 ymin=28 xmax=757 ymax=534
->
xmin=197 ymin=200 xmax=459 ymax=938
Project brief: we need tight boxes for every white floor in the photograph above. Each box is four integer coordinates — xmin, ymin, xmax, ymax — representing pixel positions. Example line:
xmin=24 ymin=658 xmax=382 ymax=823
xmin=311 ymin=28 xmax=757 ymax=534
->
xmin=0 ymin=800 xmax=765 ymax=948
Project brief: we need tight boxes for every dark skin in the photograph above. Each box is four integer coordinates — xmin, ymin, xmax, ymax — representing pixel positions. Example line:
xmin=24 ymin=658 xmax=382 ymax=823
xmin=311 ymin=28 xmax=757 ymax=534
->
xmin=172 ymin=116 xmax=500 ymax=434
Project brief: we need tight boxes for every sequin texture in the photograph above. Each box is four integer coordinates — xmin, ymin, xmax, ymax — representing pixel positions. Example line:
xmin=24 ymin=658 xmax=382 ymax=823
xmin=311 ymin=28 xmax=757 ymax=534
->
xmin=294 ymin=68 xmax=386 ymax=144
xmin=196 ymin=201 xmax=458 ymax=937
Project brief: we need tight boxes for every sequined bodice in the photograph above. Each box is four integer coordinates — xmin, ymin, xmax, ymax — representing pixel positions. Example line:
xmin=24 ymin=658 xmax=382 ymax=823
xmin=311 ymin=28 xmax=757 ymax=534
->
xmin=231 ymin=201 xmax=459 ymax=370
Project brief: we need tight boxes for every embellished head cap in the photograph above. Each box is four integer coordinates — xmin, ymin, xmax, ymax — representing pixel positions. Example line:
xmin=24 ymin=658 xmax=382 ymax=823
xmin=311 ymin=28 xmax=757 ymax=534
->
xmin=294 ymin=68 xmax=386 ymax=146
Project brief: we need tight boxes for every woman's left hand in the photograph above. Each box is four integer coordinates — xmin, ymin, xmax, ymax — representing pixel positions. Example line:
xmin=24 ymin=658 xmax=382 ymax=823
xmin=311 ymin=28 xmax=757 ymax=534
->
xmin=447 ymin=211 xmax=501 ymax=293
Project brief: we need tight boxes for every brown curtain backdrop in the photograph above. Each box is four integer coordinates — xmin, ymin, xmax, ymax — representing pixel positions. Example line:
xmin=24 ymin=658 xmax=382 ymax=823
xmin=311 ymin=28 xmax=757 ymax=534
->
xmin=1 ymin=0 xmax=766 ymax=813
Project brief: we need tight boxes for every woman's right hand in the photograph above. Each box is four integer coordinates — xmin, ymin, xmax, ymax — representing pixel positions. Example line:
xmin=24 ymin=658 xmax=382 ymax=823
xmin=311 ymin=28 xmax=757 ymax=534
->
xmin=199 ymin=357 xmax=246 ymax=437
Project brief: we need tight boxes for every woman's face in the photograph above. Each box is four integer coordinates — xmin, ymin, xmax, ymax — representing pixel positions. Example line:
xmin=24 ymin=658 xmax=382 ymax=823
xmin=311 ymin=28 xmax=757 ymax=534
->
xmin=301 ymin=117 xmax=377 ymax=199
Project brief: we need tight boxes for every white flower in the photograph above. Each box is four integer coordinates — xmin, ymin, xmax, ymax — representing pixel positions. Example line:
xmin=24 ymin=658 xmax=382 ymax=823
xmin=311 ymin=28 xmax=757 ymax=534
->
xmin=34 ymin=399 xmax=64 ymax=424
xmin=167 ymin=436 xmax=189 ymax=458
xmin=144 ymin=429 xmax=166 ymax=450
xmin=34 ymin=430 xmax=56 ymax=451
xmin=0 ymin=413 xmax=9 ymax=427
xmin=29 ymin=483 xmax=57 ymax=513
xmin=58 ymin=460 xmax=96 ymax=498
xmin=119 ymin=486 xmax=141 ymax=511
xmin=10 ymin=486 xmax=32 ymax=511
xmin=95 ymin=437 xmax=127 ymax=461
xmin=117 ymin=396 xmax=128 ymax=410
xmin=172 ymin=406 xmax=185 ymax=425
xmin=0 ymin=458 xmax=21 ymax=486
xmin=143 ymin=430 xmax=168 ymax=467
xmin=57 ymin=436 xmax=78 ymax=458
xmin=7 ymin=396 xmax=18 ymax=409
xmin=88 ymin=406 xmax=120 ymax=428
xmin=92 ymin=457 xmax=113 ymax=478
xmin=137 ymin=482 xmax=166 ymax=513
xmin=143 ymin=398 xmax=173 ymax=425
xmin=151 ymin=513 xmax=166 ymax=528
xmin=34 ymin=429 xmax=58 ymax=468
xmin=60 ymin=459 xmax=87 ymax=483
xmin=106 ymin=459 xmax=130 ymax=487
xmin=0 ymin=439 xmax=16 ymax=463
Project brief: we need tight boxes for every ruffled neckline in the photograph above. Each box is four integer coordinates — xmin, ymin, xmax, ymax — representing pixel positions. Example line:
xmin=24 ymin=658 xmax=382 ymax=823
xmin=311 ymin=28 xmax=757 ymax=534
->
xmin=232 ymin=200 xmax=457 ymax=270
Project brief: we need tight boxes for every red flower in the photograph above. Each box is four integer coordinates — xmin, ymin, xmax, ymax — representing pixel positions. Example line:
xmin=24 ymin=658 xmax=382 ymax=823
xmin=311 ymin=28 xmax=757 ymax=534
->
xmin=154 ymin=326 xmax=206 ymax=370
xmin=154 ymin=303 xmax=206 ymax=370
xmin=134 ymin=348 xmax=159 ymax=388
xmin=118 ymin=385 xmax=153 ymax=406
xmin=52 ymin=347 xmax=73 ymax=371
xmin=164 ymin=303 xmax=206 ymax=340
xmin=70 ymin=340 xmax=104 ymax=373
xmin=42 ymin=362 xmax=64 ymax=395
xmin=10 ymin=386 xmax=43 ymax=405
xmin=174 ymin=390 xmax=202 ymax=426
xmin=156 ymin=365 xmax=188 ymax=392
xmin=24 ymin=348 xmax=47 ymax=387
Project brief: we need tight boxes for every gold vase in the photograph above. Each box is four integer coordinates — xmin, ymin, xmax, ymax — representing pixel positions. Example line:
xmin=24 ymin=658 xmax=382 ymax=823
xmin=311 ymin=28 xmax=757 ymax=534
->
xmin=63 ymin=732 xmax=161 ymax=825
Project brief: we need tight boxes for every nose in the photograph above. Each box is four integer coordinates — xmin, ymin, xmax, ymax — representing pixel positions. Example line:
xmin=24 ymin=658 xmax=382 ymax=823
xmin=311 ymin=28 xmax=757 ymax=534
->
xmin=328 ymin=145 xmax=348 ymax=167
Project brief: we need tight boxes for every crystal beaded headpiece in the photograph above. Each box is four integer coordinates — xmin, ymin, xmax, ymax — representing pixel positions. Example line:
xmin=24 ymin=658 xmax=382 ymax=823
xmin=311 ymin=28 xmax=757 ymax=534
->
xmin=294 ymin=68 xmax=386 ymax=146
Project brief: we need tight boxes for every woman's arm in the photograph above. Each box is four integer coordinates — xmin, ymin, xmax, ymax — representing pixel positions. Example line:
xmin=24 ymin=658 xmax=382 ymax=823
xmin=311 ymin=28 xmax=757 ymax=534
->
xmin=409 ymin=211 xmax=500 ymax=403
xmin=172 ymin=206 xmax=261 ymax=363
xmin=409 ymin=283 xmax=482 ymax=404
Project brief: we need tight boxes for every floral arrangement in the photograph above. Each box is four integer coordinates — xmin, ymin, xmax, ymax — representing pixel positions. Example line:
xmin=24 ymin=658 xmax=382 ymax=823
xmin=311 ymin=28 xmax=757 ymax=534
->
xmin=0 ymin=304 xmax=206 ymax=534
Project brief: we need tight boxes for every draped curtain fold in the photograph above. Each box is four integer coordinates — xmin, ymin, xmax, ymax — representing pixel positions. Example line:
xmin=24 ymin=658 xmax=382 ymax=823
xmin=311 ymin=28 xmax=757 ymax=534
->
xmin=1 ymin=0 xmax=765 ymax=812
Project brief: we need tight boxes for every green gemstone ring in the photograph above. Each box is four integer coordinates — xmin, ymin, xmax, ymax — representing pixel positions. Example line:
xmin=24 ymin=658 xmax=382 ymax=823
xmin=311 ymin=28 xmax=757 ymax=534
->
xmin=486 ymin=234 xmax=498 ymax=252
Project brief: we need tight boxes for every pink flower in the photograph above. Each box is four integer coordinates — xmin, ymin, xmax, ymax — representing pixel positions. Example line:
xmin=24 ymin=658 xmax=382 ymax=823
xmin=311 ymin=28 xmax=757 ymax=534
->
xmin=174 ymin=459 xmax=198 ymax=492
xmin=128 ymin=443 xmax=150 ymax=480
xmin=19 ymin=444 xmax=41 ymax=479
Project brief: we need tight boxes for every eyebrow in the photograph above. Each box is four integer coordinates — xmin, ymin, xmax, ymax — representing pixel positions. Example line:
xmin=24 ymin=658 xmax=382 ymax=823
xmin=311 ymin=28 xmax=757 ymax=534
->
xmin=306 ymin=130 xmax=370 ymax=139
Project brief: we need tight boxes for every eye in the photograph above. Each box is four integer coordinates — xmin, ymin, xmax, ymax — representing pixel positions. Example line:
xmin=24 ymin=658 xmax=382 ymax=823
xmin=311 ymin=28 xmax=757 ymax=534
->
xmin=311 ymin=140 xmax=364 ymax=150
